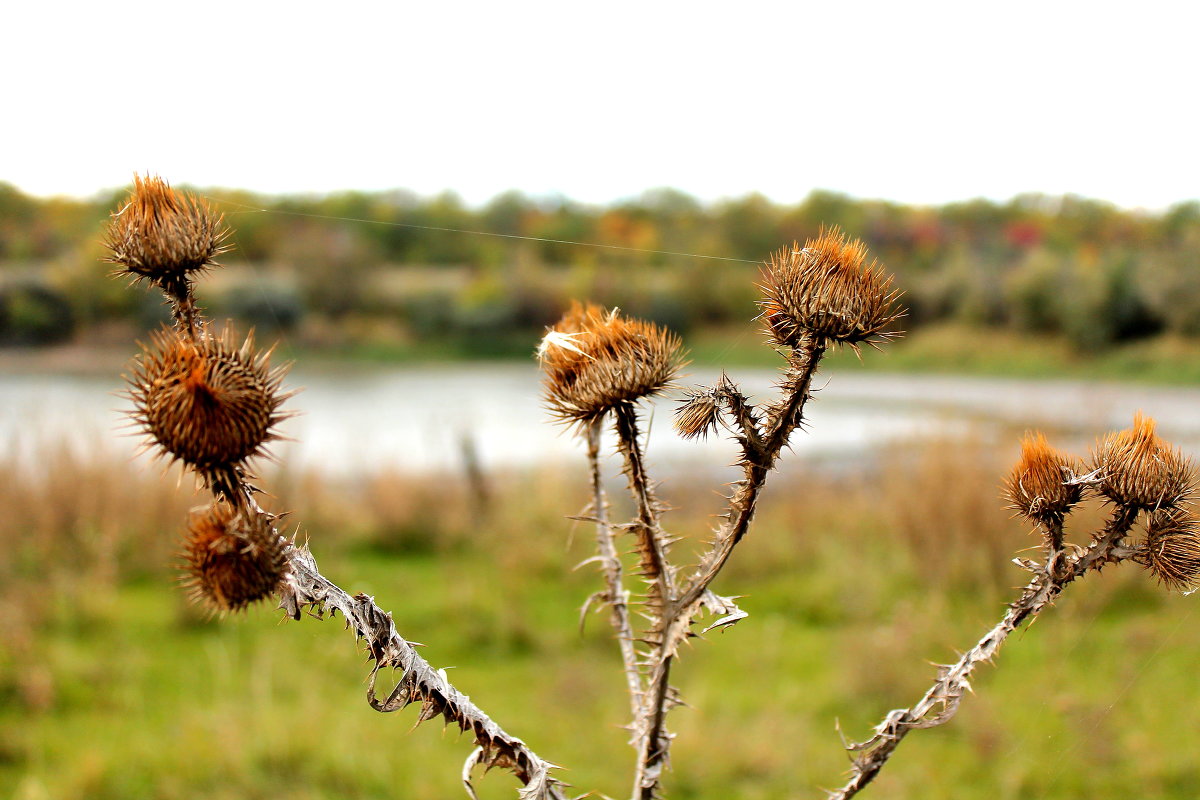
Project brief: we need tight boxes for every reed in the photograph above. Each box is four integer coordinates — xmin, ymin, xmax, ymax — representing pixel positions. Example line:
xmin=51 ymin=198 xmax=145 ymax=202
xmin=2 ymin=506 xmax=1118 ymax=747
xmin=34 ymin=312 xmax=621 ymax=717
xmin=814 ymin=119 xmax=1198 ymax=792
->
xmin=99 ymin=176 xmax=1200 ymax=799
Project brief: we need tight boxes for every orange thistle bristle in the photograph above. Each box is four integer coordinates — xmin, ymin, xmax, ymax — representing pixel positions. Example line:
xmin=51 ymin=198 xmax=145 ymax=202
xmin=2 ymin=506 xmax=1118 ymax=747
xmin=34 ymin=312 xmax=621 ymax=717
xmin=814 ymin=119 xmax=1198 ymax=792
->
xmin=538 ymin=301 xmax=684 ymax=424
xmin=103 ymin=174 xmax=230 ymax=298
xmin=1003 ymin=432 xmax=1082 ymax=522
xmin=758 ymin=227 xmax=903 ymax=350
xmin=127 ymin=324 xmax=292 ymax=484
xmin=1091 ymin=413 xmax=1196 ymax=510
xmin=1140 ymin=507 xmax=1200 ymax=591
xmin=181 ymin=501 xmax=289 ymax=612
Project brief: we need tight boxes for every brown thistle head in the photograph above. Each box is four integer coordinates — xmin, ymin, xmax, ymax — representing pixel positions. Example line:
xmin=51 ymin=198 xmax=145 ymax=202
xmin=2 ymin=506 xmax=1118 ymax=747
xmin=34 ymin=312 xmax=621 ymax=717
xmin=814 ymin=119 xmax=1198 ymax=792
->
xmin=1091 ymin=413 xmax=1196 ymax=510
xmin=758 ymin=227 xmax=903 ymax=351
xmin=538 ymin=301 xmax=684 ymax=424
xmin=128 ymin=324 xmax=291 ymax=486
xmin=1139 ymin=507 xmax=1200 ymax=591
xmin=1003 ymin=432 xmax=1083 ymax=523
xmin=181 ymin=501 xmax=289 ymax=612
xmin=103 ymin=174 xmax=230 ymax=299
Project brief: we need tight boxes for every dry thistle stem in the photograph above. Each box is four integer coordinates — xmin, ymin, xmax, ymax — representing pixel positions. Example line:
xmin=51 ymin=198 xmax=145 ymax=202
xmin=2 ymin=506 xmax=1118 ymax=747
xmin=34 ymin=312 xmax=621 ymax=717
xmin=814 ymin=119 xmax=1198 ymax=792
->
xmin=104 ymin=174 xmax=230 ymax=299
xmin=759 ymin=227 xmax=903 ymax=351
xmin=1091 ymin=412 xmax=1196 ymax=510
xmin=1140 ymin=507 xmax=1200 ymax=591
xmin=127 ymin=324 xmax=291 ymax=485
xmin=181 ymin=501 xmax=288 ymax=612
xmin=1003 ymin=431 xmax=1083 ymax=523
xmin=538 ymin=301 xmax=684 ymax=424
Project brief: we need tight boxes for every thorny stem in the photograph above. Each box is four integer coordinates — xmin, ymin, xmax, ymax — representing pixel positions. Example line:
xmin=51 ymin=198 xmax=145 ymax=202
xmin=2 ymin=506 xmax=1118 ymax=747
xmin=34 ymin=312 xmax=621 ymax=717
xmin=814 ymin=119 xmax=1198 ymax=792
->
xmin=167 ymin=284 xmax=201 ymax=343
xmin=586 ymin=419 xmax=644 ymax=718
xmin=613 ymin=401 xmax=677 ymax=612
xmin=612 ymin=401 xmax=681 ymax=800
xmin=634 ymin=337 xmax=826 ymax=800
xmin=829 ymin=506 xmax=1139 ymax=799
xmin=221 ymin=457 xmax=568 ymax=799
xmin=679 ymin=337 xmax=826 ymax=617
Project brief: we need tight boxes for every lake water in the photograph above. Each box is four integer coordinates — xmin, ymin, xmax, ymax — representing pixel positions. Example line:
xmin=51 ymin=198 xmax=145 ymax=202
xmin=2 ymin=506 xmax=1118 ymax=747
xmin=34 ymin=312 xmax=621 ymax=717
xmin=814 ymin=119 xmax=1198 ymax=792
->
xmin=3 ymin=363 xmax=1200 ymax=477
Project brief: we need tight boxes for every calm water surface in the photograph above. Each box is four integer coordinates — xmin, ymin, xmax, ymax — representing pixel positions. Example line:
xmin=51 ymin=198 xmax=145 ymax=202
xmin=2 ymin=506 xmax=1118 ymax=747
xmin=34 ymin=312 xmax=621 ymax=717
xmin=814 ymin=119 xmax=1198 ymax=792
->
xmin=3 ymin=363 xmax=1200 ymax=476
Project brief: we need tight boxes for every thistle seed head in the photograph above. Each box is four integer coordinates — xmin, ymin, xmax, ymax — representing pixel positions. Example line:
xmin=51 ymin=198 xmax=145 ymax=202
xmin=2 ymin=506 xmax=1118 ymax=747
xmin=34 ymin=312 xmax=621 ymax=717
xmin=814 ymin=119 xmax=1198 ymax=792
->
xmin=181 ymin=501 xmax=289 ymax=611
xmin=104 ymin=174 xmax=230 ymax=298
xmin=1140 ymin=507 xmax=1200 ymax=591
xmin=1003 ymin=432 xmax=1082 ymax=522
xmin=128 ymin=325 xmax=291 ymax=481
xmin=1091 ymin=413 xmax=1196 ymax=510
xmin=758 ymin=228 xmax=903 ymax=350
xmin=538 ymin=301 xmax=684 ymax=424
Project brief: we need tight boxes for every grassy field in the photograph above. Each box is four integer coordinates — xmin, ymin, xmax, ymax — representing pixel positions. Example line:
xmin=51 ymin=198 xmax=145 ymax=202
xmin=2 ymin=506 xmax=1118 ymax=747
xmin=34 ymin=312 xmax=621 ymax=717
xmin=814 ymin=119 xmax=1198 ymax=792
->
xmin=4 ymin=428 xmax=1200 ymax=800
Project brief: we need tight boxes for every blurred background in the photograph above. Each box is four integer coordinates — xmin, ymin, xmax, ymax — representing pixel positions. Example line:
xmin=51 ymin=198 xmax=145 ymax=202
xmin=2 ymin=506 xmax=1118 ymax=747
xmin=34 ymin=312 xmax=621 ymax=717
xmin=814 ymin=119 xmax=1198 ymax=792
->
xmin=4 ymin=1 xmax=1200 ymax=798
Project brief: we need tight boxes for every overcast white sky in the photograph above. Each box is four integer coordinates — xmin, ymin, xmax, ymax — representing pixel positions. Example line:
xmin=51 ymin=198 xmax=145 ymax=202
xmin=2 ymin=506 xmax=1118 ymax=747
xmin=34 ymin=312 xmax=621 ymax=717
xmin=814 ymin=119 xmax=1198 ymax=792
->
xmin=4 ymin=1 xmax=1197 ymax=209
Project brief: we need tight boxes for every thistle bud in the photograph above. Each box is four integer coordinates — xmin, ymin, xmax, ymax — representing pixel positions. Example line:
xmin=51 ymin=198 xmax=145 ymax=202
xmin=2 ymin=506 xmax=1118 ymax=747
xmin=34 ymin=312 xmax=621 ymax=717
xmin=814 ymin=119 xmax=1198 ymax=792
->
xmin=104 ymin=174 xmax=230 ymax=298
xmin=128 ymin=324 xmax=291 ymax=483
xmin=674 ymin=388 xmax=722 ymax=439
xmin=1091 ymin=413 xmax=1196 ymax=510
xmin=1004 ymin=432 xmax=1083 ymax=522
xmin=538 ymin=302 xmax=684 ymax=424
xmin=759 ymin=228 xmax=903 ymax=350
xmin=181 ymin=501 xmax=289 ymax=611
xmin=1140 ymin=508 xmax=1200 ymax=591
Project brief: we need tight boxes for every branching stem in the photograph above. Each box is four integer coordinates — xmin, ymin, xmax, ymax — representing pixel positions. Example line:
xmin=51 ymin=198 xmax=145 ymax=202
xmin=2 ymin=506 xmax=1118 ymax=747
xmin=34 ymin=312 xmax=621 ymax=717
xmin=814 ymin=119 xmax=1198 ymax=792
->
xmin=633 ymin=337 xmax=826 ymax=800
xmin=829 ymin=506 xmax=1138 ymax=799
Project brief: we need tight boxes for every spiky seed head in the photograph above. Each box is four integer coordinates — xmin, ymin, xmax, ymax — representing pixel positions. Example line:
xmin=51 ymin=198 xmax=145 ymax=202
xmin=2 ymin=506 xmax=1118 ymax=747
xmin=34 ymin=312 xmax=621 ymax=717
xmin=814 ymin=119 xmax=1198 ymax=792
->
xmin=758 ymin=227 xmax=904 ymax=350
xmin=181 ymin=501 xmax=288 ymax=611
xmin=103 ymin=174 xmax=230 ymax=298
xmin=674 ymin=388 xmax=722 ymax=439
xmin=538 ymin=301 xmax=684 ymax=424
xmin=1140 ymin=508 xmax=1200 ymax=591
xmin=1003 ymin=432 xmax=1083 ymax=522
xmin=1091 ymin=413 xmax=1196 ymax=510
xmin=128 ymin=324 xmax=291 ymax=481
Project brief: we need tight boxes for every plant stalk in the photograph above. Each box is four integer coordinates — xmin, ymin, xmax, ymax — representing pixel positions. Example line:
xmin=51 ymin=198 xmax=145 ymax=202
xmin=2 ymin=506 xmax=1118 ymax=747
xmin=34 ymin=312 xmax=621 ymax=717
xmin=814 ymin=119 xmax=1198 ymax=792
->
xmin=829 ymin=506 xmax=1138 ymax=799
xmin=586 ymin=419 xmax=644 ymax=718
xmin=634 ymin=337 xmax=826 ymax=799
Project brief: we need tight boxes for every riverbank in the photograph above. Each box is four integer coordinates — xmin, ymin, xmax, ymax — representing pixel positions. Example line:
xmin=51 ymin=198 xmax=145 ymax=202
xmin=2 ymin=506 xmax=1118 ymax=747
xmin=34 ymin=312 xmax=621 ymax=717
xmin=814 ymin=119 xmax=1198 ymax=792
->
xmin=4 ymin=323 xmax=1200 ymax=385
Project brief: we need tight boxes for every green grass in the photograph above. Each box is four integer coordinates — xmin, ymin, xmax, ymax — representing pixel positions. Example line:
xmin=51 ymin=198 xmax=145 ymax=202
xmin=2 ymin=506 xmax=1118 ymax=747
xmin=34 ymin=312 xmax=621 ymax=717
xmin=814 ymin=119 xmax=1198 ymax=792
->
xmin=5 ymin=450 xmax=1200 ymax=800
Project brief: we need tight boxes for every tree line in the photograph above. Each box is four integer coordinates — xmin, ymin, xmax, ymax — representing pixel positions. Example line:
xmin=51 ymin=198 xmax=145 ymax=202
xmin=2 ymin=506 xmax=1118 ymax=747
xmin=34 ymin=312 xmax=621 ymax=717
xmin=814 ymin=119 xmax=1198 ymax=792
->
xmin=1 ymin=181 xmax=1197 ymax=351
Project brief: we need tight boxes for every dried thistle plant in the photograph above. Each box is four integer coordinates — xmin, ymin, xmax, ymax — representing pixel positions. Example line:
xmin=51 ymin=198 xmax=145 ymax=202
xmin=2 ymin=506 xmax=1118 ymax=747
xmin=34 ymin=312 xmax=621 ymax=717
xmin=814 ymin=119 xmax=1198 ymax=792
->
xmin=830 ymin=416 xmax=1200 ymax=799
xmin=539 ymin=228 xmax=904 ymax=799
xmin=106 ymin=175 xmax=566 ymax=800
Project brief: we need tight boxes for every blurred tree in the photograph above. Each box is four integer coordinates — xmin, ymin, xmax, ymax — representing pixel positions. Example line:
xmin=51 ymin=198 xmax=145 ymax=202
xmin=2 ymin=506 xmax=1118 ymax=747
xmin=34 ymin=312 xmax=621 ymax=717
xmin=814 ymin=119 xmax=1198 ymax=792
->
xmin=0 ymin=279 xmax=75 ymax=345
xmin=277 ymin=221 xmax=380 ymax=320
